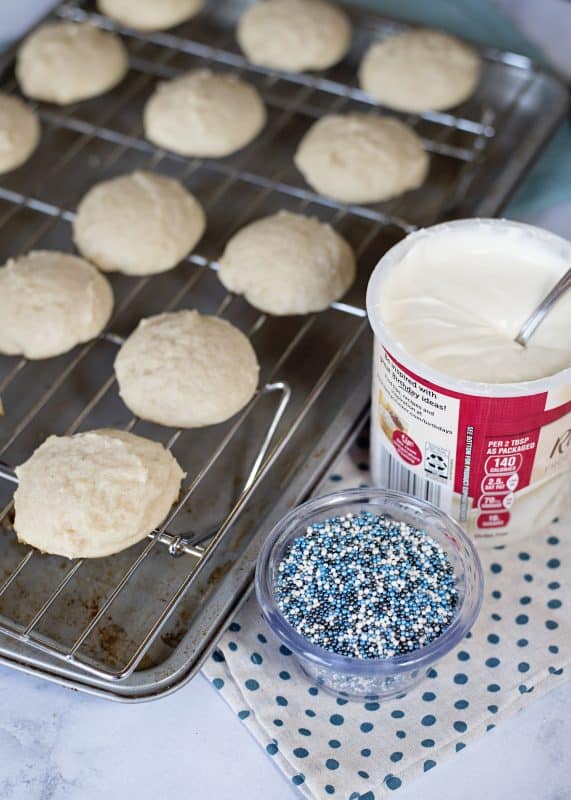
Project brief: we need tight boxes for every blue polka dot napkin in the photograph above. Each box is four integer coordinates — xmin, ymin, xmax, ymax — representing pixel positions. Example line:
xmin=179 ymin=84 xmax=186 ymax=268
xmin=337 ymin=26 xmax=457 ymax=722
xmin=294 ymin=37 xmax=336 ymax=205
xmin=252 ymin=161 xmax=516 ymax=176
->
xmin=203 ymin=435 xmax=569 ymax=798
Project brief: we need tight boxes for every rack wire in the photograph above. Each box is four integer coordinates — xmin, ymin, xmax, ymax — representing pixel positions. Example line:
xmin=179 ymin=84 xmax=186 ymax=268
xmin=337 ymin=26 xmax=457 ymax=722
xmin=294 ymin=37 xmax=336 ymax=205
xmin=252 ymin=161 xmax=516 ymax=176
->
xmin=0 ymin=0 xmax=566 ymax=693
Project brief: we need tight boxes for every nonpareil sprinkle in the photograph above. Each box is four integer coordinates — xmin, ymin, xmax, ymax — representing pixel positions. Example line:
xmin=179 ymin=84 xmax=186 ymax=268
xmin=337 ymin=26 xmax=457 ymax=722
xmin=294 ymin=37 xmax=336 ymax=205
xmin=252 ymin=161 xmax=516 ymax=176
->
xmin=275 ymin=511 xmax=458 ymax=659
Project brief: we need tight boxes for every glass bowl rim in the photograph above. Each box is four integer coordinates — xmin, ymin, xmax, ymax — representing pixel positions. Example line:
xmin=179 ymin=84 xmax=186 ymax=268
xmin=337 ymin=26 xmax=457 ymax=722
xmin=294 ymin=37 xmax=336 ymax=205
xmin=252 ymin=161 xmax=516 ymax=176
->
xmin=255 ymin=487 xmax=485 ymax=675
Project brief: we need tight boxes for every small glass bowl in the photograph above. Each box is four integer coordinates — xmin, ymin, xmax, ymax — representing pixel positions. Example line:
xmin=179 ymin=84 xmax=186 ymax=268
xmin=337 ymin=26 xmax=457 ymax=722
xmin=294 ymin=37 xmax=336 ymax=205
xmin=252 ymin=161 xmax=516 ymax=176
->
xmin=255 ymin=488 xmax=484 ymax=701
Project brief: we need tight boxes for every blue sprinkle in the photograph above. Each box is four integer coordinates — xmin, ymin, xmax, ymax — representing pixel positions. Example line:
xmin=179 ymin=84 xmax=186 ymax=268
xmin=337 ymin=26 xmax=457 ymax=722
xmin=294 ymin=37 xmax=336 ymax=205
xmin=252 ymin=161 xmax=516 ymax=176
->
xmin=422 ymin=691 xmax=436 ymax=702
xmin=326 ymin=759 xmax=339 ymax=770
xmin=245 ymin=679 xmax=259 ymax=691
xmin=390 ymin=751 xmax=403 ymax=763
xmin=361 ymin=748 xmax=371 ymax=757
xmin=330 ymin=714 xmax=344 ymax=726
xmin=424 ymin=760 xmax=436 ymax=772
xmin=454 ymin=673 xmax=468 ymax=685
xmin=454 ymin=721 xmax=467 ymax=733
xmin=421 ymin=739 xmax=435 ymax=748
xmin=266 ymin=742 xmax=278 ymax=756
xmin=276 ymin=695 xmax=288 ymax=706
xmin=325 ymin=785 xmax=335 ymax=794
xmin=250 ymin=652 xmax=263 ymax=665
xmin=273 ymin=511 xmax=458 ymax=659
xmin=298 ymin=728 xmax=311 ymax=736
xmin=238 ymin=710 xmax=250 ymax=720
xmin=360 ymin=722 xmax=374 ymax=733
xmin=292 ymin=774 xmax=305 ymax=786
xmin=455 ymin=700 xmax=469 ymax=710
xmin=329 ymin=739 xmax=341 ymax=749
xmin=421 ymin=715 xmax=436 ymax=726
xmin=294 ymin=747 xmax=309 ymax=758
xmin=212 ymin=678 xmax=224 ymax=689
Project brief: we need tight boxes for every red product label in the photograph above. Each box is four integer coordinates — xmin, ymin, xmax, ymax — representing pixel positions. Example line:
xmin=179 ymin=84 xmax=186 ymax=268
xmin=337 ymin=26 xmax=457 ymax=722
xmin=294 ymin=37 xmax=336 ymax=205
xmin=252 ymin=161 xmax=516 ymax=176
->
xmin=372 ymin=344 xmax=571 ymax=537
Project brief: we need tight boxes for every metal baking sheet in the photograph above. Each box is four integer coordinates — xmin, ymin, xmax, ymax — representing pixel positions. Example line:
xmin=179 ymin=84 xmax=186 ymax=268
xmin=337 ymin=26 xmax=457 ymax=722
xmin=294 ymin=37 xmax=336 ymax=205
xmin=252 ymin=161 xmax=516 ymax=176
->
xmin=0 ymin=0 xmax=567 ymax=700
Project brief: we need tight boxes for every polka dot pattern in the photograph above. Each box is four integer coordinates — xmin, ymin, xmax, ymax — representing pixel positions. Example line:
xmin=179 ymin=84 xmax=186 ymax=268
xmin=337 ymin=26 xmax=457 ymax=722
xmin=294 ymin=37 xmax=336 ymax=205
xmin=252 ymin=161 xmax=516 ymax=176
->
xmin=202 ymin=441 xmax=568 ymax=800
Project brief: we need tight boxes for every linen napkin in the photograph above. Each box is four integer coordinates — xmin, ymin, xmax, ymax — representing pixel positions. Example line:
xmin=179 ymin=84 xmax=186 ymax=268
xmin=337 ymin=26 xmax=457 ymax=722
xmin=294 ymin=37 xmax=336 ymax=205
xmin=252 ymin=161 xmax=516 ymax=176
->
xmin=203 ymin=432 xmax=569 ymax=798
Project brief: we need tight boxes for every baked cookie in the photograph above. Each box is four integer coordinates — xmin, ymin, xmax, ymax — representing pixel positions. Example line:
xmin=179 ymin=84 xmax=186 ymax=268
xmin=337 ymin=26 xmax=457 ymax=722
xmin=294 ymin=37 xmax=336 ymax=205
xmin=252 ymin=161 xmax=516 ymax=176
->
xmin=16 ymin=22 xmax=128 ymax=105
xmin=144 ymin=69 xmax=266 ymax=157
xmin=0 ymin=250 xmax=113 ymax=359
xmin=218 ymin=210 xmax=356 ymax=314
xmin=14 ymin=429 xmax=185 ymax=559
xmin=115 ymin=310 xmax=260 ymax=427
xmin=237 ymin=0 xmax=351 ymax=71
xmin=294 ymin=113 xmax=429 ymax=203
xmin=359 ymin=29 xmax=481 ymax=112
xmin=73 ymin=171 xmax=205 ymax=276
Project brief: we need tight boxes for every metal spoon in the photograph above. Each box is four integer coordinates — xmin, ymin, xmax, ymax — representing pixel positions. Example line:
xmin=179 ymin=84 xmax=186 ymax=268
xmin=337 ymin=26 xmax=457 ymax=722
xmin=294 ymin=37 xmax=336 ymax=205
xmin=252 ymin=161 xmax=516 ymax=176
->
xmin=515 ymin=266 xmax=571 ymax=347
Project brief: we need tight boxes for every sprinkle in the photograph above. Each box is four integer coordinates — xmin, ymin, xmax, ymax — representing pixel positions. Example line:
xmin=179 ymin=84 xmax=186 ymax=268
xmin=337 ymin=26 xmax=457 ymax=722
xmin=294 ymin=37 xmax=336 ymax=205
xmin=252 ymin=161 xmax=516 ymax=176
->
xmin=274 ymin=512 xmax=457 ymax=659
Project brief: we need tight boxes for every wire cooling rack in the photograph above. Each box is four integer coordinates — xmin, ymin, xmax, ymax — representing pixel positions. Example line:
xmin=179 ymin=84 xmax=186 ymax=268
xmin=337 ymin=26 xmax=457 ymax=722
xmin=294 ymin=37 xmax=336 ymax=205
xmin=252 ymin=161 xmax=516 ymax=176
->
xmin=0 ymin=0 xmax=566 ymax=699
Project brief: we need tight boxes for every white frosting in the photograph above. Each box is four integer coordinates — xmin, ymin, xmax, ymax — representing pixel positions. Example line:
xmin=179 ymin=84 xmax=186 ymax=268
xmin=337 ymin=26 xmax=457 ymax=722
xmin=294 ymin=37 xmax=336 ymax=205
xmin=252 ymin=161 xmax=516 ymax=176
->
xmin=378 ymin=223 xmax=571 ymax=384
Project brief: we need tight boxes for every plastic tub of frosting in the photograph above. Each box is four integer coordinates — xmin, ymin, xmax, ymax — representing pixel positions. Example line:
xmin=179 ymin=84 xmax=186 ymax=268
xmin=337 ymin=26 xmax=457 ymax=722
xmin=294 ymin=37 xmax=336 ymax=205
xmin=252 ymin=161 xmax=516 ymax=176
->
xmin=255 ymin=488 xmax=483 ymax=700
xmin=366 ymin=218 xmax=571 ymax=546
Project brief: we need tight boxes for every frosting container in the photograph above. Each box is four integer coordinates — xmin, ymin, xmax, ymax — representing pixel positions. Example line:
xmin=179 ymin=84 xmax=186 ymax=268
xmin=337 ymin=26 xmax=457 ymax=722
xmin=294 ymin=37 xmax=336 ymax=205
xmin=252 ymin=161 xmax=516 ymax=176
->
xmin=366 ymin=219 xmax=571 ymax=545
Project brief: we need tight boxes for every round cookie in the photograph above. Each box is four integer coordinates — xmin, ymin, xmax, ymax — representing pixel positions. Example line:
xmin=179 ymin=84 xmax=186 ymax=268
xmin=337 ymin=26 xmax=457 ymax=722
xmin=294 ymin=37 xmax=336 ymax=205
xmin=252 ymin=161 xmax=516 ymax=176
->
xmin=73 ymin=171 xmax=205 ymax=276
xmin=294 ymin=113 xmax=429 ymax=204
xmin=0 ymin=93 xmax=40 ymax=174
xmin=237 ymin=0 xmax=351 ymax=72
xmin=97 ymin=0 xmax=204 ymax=31
xmin=0 ymin=251 xmax=113 ymax=359
xmin=144 ymin=69 xmax=266 ymax=157
xmin=16 ymin=22 xmax=128 ymax=105
xmin=115 ymin=311 xmax=260 ymax=427
xmin=359 ymin=29 xmax=481 ymax=112
xmin=14 ymin=429 xmax=185 ymax=559
xmin=218 ymin=210 xmax=356 ymax=315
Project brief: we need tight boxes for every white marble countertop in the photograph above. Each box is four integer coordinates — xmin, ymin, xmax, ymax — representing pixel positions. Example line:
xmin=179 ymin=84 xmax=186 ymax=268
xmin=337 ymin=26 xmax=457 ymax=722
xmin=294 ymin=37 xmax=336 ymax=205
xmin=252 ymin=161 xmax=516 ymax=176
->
xmin=1 ymin=2 xmax=570 ymax=799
